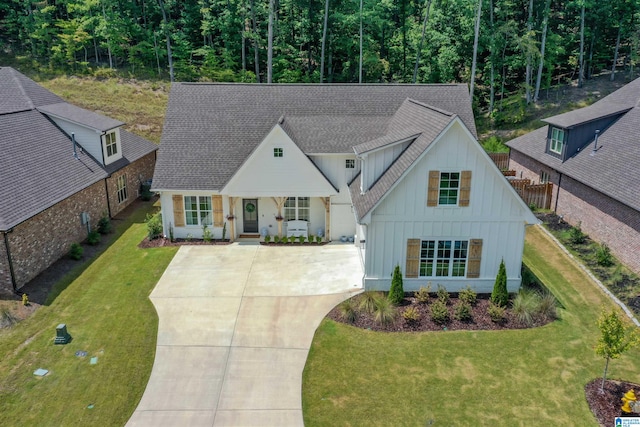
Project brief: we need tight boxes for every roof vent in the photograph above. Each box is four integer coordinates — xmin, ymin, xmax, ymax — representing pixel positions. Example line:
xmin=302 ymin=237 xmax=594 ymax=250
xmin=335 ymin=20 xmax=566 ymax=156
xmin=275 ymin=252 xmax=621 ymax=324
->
xmin=72 ymin=132 xmax=78 ymax=159
xmin=590 ymin=129 xmax=600 ymax=156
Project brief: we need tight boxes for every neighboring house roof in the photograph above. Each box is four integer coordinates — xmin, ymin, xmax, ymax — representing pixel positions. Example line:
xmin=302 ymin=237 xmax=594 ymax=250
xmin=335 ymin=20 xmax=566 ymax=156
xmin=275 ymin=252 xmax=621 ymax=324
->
xmin=507 ymin=76 xmax=640 ymax=212
xmin=0 ymin=67 xmax=157 ymax=230
xmin=37 ymin=102 xmax=124 ymax=132
xmin=153 ymin=83 xmax=476 ymax=191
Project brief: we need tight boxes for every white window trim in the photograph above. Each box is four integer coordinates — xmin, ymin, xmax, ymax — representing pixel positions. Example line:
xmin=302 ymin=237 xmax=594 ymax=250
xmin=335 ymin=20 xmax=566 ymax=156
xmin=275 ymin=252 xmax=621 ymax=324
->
xmin=274 ymin=147 xmax=283 ymax=158
xmin=550 ymin=127 xmax=564 ymax=154
xmin=345 ymin=159 xmax=355 ymax=169
xmin=284 ymin=197 xmax=310 ymax=221
xmin=419 ymin=239 xmax=469 ymax=278
xmin=116 ymin=174 xmax=128 ymax=204
xmin=438 ymin=172 xmax=460 ymax=206
xmin=184 ymin=195 xmax=213 ymax=227
xmin=105 ymin=131 xmax=118 ymax=157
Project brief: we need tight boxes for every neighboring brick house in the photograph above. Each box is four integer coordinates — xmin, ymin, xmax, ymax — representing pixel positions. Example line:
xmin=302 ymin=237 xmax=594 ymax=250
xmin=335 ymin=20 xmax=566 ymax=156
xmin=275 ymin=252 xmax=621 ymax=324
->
xmin=507 ymin=77 xmax=640 ymax=273
xmin=0 ymin=67 xmax=157 ymax=295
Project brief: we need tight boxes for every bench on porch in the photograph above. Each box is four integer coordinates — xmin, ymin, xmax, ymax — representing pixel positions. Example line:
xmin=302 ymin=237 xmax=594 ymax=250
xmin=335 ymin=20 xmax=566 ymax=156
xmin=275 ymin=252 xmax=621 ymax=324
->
xmin=286 ymin=220 xmax=308 ymax=238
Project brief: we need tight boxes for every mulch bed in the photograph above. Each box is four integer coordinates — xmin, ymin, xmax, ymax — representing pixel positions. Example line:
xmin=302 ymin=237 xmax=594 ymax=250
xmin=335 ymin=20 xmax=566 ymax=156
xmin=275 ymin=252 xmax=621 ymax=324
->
xmin=327 ymin=294 xmax=552 ymax=332
xmin=138 ymin=237 xmax=231 ymax=248
xmin=585 ymin=379 xmax=640 ymax=426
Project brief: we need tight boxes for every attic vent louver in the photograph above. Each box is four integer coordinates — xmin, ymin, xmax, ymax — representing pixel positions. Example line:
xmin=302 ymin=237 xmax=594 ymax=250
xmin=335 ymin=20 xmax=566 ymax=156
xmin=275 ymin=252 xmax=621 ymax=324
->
xmin=590 ymin=129 xmax=600 ymax=156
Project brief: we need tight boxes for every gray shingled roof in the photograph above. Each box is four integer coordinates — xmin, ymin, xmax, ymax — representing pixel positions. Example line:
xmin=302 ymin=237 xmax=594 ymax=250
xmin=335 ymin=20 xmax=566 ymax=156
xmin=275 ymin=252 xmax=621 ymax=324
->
xmin=0 ymin=110 xmax=108 ymax=230
xmin=507 ymin=76 xmax=640 ymax=212
xmin=0 ymin=67 xmax=157 ymax=230
xmin=153 ymin=83 xmax=475 ymax=191
xmin=38 ymin=102 xmax=124 ymax=132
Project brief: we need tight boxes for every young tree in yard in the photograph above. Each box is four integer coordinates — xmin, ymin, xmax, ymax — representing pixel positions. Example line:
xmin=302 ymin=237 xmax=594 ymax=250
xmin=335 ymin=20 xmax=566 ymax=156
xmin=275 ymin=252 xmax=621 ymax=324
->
xmin=491 ymin=259 xmax=508 ymax=307
xmin=388 ymin=265 xmax=404 ymax=305
xmin=596 ymin=308 xmax=639 ymax=391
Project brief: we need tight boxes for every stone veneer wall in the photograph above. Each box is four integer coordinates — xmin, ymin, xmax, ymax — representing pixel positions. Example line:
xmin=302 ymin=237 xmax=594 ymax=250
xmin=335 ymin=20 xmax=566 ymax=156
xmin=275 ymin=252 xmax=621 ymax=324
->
xmin=0 ymin=180 xmax=108 ymax=294
xmin=106 ymin=152 xmax=156 ymax=217
xmin=509 ymin=150 xmax=640 ymax=274
xmin=0 ymin=235 xmax=11 ymax=296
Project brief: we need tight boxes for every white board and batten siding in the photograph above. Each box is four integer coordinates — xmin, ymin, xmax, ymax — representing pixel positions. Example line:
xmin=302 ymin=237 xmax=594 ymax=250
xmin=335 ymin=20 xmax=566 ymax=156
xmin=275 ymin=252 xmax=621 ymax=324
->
xmin=45 ymin=116 xmax=113 ymax=164
xmin=363 ymin=121 xmax=535 ymax=292
xmin=361 ymin=140 xmax=411 ymax=192
xmin=159 ymin=190 xmax=229 ymax=240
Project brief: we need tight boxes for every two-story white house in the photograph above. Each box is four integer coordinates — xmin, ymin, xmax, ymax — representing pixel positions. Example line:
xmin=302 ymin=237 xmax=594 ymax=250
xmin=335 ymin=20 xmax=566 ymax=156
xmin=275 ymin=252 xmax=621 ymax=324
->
xmin=152 ymin=83 xmax=537 ymax=292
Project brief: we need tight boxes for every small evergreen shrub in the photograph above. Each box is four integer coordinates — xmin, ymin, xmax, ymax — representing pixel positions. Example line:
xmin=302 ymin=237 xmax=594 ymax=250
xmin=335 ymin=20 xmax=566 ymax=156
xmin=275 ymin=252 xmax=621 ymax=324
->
xmin=169 ymin=223 xmax=174 ymax=242
xmin=454 ymin=301 xmax=472 ymax=321
xmin=414 ymin=284 xmax=431 ymax=304
xmin=595 ymin=243 xmax=614 ymax=267
xmin=359 ymin=292 xmax=381 ymax=314
xmin=430 ymin=300 xmax=450 ymax=324
xmin=402 ymin=306 xmax=420 ymax=324
xmin=274 ymin=235 xmax=281 ymax=243
xmin=289 ymin=235 xmax=297 ymax=243
xmin=145 ymin=212 xmax=163 ymax=240
xmin=315 ymin=235 xmax=323 ymax=243
xmin=264 ymin=234 xmax=271 ymax=243
xmin=298 ymin=235 xmax=305 ymax=243
xmin=388 ymin=265 xmax=404 ymax=305
xmin=87 ymin=230 xmax=101 ymax=245
xmin=436 ymin=284 xmax=450 ymax=305
xmin=491 ymin=259 xmax=509 ymax=307
xmin=69 ymin=243 xmax=83 ymax=260
xmin=487 ymin=302 xmax=506 ymax=323
xmin=97 ymin=215 xmax=112 ymax=234
xmin=568 ymin=222 xmax=586 ymax=244
xmin=458 ymin=286 xmax=477 ymax=306
xmin=373 ymin=297 xmax=396 ymax=325
xmin=222 ymin=222 xmax=227 ymax=240
xmin=338 ymin=299 xmax=357 ymax=323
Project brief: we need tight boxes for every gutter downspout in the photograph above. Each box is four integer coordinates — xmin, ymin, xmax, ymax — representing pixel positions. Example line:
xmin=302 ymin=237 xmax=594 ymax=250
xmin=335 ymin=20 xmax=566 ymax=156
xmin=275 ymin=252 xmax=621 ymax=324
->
xmin=2 ymin=230 xmax=20 ymax=295
xmin=554 ymin=172 xmax=563 ymax=213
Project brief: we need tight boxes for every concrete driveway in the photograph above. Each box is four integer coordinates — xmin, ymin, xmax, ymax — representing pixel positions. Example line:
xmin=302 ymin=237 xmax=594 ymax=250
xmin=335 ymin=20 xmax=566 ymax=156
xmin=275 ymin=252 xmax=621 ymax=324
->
xmin=127 ymin=243 xmax=363 ymax=427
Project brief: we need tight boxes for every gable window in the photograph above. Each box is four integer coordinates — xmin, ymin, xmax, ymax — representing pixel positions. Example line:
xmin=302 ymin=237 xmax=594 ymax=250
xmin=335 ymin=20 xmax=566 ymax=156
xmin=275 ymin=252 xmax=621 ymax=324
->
xmin=184 ymin=196 xmax=212 ymax=226
xmin=274 ymin=147 xmax=283 ymax=157
xmin=419 ymin=240 xmax=468 ymax=277
xmin=345 ymin=159 xmax=355 ymax=169
xmin=439 ymin=172 xmax=460 ymax=205
xmin=550 ymin=127 xmax=564 ymax=154
xmin=116 ymin=174 xmax=128 ymax=204
xmin=284 ymin=197 xmax=310 ymax=221
xmin=428 ymin=170 xmax=471 ymax=207
xmin=105 ymin=131 xmax=118 ymax=156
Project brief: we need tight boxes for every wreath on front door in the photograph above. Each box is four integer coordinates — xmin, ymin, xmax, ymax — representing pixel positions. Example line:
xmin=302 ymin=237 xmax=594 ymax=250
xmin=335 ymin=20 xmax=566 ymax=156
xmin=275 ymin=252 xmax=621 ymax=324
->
xmin=245 ymin=203 xmax=256 ymax=213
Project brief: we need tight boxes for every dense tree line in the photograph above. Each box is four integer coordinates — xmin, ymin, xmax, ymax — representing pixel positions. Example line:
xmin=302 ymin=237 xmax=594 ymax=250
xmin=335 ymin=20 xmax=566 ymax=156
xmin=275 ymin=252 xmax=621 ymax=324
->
xmin=1 ymin=0 xmax=639 ymax=109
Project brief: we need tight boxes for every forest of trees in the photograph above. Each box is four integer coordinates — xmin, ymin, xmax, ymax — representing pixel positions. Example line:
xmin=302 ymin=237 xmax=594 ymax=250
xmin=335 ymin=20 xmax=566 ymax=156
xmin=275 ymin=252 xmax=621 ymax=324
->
xmin=1 ymin=0 xmax=639 ymax=111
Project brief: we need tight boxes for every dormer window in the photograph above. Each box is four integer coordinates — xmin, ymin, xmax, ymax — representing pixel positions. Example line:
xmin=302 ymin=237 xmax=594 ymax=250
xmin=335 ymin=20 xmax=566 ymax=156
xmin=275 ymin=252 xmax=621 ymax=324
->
xmin=550 ymin=127 xmax=564 ymax=154
xmin=105 ymin=131 xmax=118 ymax=157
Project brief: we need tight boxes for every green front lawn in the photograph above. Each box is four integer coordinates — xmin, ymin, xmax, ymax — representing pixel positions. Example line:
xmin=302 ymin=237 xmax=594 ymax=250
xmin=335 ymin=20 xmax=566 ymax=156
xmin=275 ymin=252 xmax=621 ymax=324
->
xmin=302 ymin=226 xmax=640 ymax=426
xmin=0 ymin=203 xmax=178 ymax=426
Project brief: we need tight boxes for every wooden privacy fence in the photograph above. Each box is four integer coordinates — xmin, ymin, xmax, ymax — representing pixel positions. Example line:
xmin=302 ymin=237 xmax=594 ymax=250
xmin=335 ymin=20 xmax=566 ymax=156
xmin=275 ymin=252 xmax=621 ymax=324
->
xmin=509 ymin=179 xmax=553 ymax=210
xmin=488 ymin=152 xmax=509 ymax=170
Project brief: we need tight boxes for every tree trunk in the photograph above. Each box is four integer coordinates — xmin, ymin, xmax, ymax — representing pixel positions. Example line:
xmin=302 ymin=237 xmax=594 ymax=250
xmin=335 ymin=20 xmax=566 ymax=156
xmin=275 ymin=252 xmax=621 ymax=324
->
xmin=359 ymin=0 xmax=363 ymax=83
xmin=242 ymin=19 xmax=248 ymax=72
xmin=412 ymin=0 xmax=433 ymax=83
xmin=250 ymin=0 xmax=260 ymax=82
xmin=320 ymin=0 xmax=329 ymax=82
xmin=102 ymin=3 xmax=113 ymax=69
xmin=601 ymin=357 xmax=610 ymax=391
xmin=611 ymin=22 xmax=622 ymax=81
xmin=488 ymin=0 xmax=495 ymax=114
xmin=534 ymin=0 xmax=551 ymax=103
xmin=157 ymin=0 xmax=174 ymax=82
xmin=153 ymin=31 xmax=161 ymax=76
xmin=578 ymin=3 xmax=585 ymax=88
xmin=469 ymin=0 xmax=482 ymax=100
xmin=525 ymin=0 xmax=534 ymax=103
xmin=268 ymin=0 xmax=274 ymax=83
xmin=587 ymin=25 xmax=596 ymax=79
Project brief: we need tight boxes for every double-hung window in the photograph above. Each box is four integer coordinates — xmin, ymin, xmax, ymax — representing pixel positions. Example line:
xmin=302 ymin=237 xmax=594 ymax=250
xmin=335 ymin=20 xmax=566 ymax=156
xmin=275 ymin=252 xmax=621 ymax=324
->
xmin=284 ymin=197 xmax=310 ymax=221
xmin=550 ymin=127 xmax=564 ymax=154
xmin=184 ymin=196 xmax=212 ymax=226
xmin=105 ymin=131 xmax=118 ymax=156
xmin=439 ymin=172 xmax=460 ymax=205
xmin=419 ymin=239 xmax=468 ymax=277
xmin=116 ymin=174 xmax=128 ymax=204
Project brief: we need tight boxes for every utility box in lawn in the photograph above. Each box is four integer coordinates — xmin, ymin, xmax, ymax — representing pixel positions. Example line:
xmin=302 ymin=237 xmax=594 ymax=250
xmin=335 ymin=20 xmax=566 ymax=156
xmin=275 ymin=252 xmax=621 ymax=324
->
xmin=54 ymin=324 xmax=71 ymax=344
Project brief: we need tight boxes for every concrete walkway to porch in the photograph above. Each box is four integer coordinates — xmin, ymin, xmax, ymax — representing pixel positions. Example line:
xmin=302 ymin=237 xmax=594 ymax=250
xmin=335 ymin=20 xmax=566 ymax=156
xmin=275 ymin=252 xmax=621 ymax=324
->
xmin=126 ymin=243 xmax=363 ymax=427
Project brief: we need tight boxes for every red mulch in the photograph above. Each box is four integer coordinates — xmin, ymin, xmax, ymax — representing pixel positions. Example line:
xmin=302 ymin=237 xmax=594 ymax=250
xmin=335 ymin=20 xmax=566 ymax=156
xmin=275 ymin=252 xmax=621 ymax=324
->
xmin=585 ymin=379 xmax=640 ymax=426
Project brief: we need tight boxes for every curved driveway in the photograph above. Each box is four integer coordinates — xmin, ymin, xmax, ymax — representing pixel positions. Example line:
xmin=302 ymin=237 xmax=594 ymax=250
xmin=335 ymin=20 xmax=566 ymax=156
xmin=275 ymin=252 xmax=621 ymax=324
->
xmin=127 ymin=243 xmax=363 ymax=427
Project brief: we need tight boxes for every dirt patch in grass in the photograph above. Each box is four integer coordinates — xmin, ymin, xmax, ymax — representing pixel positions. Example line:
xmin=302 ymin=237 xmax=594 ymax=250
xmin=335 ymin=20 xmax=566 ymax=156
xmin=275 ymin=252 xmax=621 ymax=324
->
xmin=585 ymin=379 xmax=640 ymax=426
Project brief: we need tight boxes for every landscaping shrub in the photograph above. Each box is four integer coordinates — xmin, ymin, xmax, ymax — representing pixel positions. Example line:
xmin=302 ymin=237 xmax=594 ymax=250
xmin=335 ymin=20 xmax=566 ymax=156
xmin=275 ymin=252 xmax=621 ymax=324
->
xmin=568 ymin=222 xmax=586 ymax=244
xmin=414 ymin=285 xmax=431 ymax=304
xmin=298 ymin=235 xmax=305 ymax=243
xmin=264 ymin=235 xmax=271 ymax=243
xmin=373 ymin=297 xmax=396 ymax=325
xmin=402 ymin=306 xmax=420 ymax=324
xmin=536 ymin=291 xmax=558 ymax=320
xmin=430 ymin=300 xmax=449 ymax=324
xmin=359 ymin=292 xmax=381 ymax=314
xmin=289 ymin=236 xmax=296 ymax=243
xmin=454 ymin=301 xmax=473 ymax=321
xmin=145 ymin=212 xmax=163 ymax=240
xmin=97 ymin=215 xmax=112 ymax=234
xmin=487 ymin=302 xmax=506 ymax=323
xmin=458 ymin=286 xmax=477 ymax=306
xmin=512 ymin=289 xmax=539 ymax=326
xmin=315 ymin=235 xmax=323 ymax=243
xmin=436 ymin=284 xmax=450 ymax=305
xmin=596 ymin=243 xmax=614 ymax=267
xmin=69 ymin=243 xmax=83 ymax=260
xmin=491 ymin=259 xmax=509 ymax=307
xmin=87 ymin=230 xmax=101 ymax=245
xmin=338 ymin=299 xmax=357 ymax=323
xmin=388 ymin=265 xmax=404 ymax=305
xmin=274 ymin=235 xmax=281 ymax=243
xmin=202 ymin=224 xmax=212 ymax=242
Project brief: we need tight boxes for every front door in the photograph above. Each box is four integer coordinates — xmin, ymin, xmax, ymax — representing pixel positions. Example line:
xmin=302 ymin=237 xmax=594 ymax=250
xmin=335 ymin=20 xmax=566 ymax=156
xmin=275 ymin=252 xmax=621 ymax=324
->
xmin=243 ymin=199 xmax=259 ymax=233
